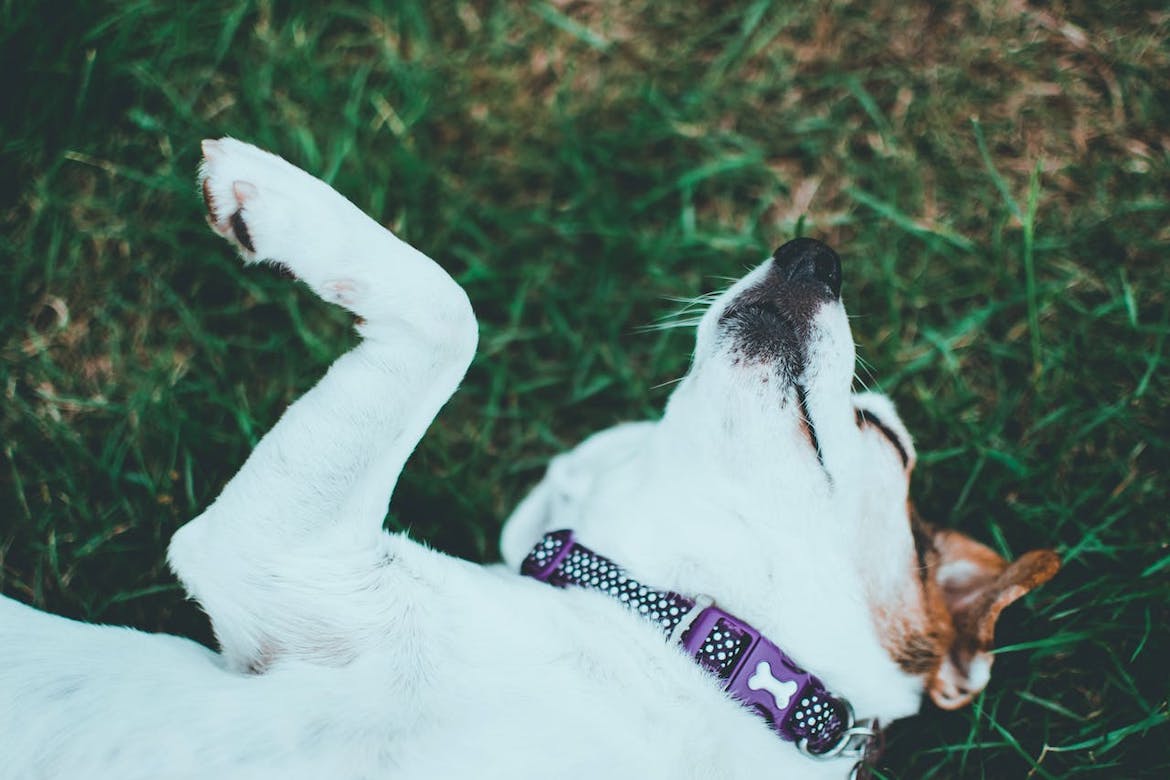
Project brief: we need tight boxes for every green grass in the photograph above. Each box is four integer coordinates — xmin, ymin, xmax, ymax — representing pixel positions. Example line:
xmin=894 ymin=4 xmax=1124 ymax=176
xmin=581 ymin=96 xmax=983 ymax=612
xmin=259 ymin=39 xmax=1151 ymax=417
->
xmin=2 ymin=0 xmax=1168 ymax=776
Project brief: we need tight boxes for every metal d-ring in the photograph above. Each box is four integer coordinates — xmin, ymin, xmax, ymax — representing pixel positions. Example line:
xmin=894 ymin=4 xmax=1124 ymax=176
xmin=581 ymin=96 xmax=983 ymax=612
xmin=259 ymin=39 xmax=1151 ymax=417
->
xmin=796 ymin=699 xmax=881 ymax=762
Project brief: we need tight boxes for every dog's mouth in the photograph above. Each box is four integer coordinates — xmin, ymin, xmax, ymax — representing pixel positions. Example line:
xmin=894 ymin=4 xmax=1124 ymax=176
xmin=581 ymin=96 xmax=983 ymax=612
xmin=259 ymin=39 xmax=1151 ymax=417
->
xmin=794 ymin=381 xmax=823 ymax=464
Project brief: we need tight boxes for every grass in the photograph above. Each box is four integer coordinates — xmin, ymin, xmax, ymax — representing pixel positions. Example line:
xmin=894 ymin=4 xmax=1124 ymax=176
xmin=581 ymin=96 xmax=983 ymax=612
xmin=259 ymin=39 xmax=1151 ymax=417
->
xmin=2 ymin=0 xmax=1168 ymax=776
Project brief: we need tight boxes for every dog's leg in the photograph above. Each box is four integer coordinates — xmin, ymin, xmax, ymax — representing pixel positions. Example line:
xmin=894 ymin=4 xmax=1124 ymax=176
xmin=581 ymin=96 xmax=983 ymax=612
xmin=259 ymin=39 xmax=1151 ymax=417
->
xmin=168 ymin=139 xmax=477 ymax=672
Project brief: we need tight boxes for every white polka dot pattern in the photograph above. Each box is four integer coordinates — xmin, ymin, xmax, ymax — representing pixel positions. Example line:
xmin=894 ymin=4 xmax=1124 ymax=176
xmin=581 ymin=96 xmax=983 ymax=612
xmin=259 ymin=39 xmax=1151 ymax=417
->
xmin=691 ymin=618 xmax=752 ymax=679
xmin=528 ymin=538 xmax=694 ymax=637
xmin=521 ymin=530 xmax=861 ymax=760
xmin=523 ymin=533 xmax=567 ymax=572
xmin=787 ymin=692 xmax=847 ymax=753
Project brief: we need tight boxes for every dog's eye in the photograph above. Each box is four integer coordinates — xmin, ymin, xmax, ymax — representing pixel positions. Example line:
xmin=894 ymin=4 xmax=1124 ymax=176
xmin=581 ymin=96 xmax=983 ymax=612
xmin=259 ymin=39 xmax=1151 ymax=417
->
xmin=855 ymin=409 xmax=910 ymax=468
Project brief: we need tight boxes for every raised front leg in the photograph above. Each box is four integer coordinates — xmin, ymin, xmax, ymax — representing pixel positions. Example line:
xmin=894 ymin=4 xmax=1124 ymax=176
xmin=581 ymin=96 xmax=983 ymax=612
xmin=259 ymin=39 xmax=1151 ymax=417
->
xmin=168 ymin=139 xmax=477 ymax=672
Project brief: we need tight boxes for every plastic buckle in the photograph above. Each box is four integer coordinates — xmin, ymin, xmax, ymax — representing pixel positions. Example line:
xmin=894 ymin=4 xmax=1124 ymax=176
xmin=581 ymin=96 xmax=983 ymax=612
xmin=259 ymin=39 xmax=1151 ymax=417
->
xmin=680 ymin=606 xmax=816 ymax=740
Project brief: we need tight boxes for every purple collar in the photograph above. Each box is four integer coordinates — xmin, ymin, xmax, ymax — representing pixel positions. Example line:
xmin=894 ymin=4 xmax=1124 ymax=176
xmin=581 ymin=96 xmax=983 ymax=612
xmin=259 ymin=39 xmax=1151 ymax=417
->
xmin=521 ymin=530 xmax=882 ymax=773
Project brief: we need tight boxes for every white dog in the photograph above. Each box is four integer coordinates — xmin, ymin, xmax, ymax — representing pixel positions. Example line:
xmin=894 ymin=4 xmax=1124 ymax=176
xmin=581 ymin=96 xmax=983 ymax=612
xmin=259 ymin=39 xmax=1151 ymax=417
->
xmin=0 ymin=139 xmax=1059 ymax=779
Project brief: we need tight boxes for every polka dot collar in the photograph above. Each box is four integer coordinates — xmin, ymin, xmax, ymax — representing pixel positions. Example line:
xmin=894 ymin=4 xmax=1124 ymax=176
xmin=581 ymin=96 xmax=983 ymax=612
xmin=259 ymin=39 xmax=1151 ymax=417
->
xmin=521 ymin=530 xmax=883 ymax=774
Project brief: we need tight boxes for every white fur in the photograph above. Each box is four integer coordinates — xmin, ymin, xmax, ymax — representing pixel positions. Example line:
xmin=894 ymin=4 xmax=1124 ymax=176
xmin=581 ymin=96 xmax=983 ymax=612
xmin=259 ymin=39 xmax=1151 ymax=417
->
xmin=0 ymin=139 xmax=929 ymax=779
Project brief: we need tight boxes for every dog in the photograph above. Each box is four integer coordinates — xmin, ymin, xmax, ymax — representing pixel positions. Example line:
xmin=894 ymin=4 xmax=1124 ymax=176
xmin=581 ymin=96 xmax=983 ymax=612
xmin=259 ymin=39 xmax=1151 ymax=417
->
xmin=0 ymin=138 xmax=1060 ymax=779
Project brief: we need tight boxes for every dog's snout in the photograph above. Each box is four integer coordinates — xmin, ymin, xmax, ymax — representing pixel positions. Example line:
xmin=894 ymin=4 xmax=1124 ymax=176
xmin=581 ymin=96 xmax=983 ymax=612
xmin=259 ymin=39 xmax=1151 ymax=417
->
xmin=715 ymin=237 xmax=846 ymax=372
xmin=771 ymin=238 xmax=842 ymax=300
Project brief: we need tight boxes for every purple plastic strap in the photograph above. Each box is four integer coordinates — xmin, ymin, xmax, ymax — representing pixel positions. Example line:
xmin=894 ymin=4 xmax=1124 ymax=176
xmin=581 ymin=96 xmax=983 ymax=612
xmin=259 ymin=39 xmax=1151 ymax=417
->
xmin=520 ymin=530 xmax=852 ymax=754
xmin=522 ymin=529 xmax=697 ymax=637
xmin=520 ymin=529 xmax=576 ymax=581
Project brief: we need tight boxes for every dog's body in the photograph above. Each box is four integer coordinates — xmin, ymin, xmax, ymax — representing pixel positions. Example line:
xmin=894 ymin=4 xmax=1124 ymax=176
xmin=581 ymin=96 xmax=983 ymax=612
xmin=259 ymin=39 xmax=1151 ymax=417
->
xmin=0 ymin=140 xmax=1058 ymax=779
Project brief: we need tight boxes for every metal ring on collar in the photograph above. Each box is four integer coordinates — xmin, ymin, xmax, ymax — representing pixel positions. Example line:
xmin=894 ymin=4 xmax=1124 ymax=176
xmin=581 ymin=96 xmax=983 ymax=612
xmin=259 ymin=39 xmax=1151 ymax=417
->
xmin=796 ymin=699 xmax=880 ymax=761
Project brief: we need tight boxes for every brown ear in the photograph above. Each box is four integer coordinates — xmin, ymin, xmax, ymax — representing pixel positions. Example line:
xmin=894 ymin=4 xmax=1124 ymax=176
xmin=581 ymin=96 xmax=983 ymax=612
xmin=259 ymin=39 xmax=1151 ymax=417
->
xmin=927 ymin=530 xmax=1061 ymax=709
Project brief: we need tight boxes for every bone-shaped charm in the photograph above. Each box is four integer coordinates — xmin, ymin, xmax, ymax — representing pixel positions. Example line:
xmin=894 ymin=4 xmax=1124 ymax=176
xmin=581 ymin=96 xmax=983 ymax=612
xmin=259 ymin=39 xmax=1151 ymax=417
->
xmin=747 ymin=661 xmax=799 ymax=710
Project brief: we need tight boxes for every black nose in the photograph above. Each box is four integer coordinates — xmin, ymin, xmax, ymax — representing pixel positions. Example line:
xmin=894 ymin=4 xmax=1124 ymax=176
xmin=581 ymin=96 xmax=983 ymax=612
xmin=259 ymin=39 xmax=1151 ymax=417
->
xmin=771 ymin=238 xmax=842 ymax=299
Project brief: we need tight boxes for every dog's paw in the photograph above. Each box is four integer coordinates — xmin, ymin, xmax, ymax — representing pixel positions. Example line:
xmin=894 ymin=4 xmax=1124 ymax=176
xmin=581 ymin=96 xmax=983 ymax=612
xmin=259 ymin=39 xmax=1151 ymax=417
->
xmin=196 ymin=138 xmax=456 ymax=327
xmin=201 ymin=138 xmax=291 ymax=262
xmin=198 ymin=138 xmax=370 ymax=286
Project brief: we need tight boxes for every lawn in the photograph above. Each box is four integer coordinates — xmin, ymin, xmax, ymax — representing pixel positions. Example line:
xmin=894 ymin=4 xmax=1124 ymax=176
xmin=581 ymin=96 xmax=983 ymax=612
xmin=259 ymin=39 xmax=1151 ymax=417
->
xmin=2 ymin=1 xmax=1168 ymax=777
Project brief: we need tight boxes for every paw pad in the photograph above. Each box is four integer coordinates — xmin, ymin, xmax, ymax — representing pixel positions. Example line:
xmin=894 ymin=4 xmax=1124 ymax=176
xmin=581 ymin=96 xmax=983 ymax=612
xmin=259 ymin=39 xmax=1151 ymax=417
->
xmin=229 ymin=210 xmax=256 ymax=252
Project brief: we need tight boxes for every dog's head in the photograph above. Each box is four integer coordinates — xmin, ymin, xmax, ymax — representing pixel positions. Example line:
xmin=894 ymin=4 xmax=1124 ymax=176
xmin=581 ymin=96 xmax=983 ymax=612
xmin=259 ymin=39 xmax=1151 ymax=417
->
xmin=502 ymin=238 xmax=1059 ymax=718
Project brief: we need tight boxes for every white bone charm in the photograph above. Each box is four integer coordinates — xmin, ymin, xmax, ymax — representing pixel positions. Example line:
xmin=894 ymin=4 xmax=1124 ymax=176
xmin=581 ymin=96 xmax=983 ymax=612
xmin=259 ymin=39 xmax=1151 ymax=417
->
xmin=747 ymin=661 xmax=799 ymax=710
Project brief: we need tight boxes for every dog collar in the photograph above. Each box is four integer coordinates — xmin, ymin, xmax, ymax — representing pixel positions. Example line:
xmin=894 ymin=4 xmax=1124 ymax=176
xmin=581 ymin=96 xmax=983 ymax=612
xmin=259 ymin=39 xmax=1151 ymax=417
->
xmin=521 ymin=530 xmax=881 ymax=773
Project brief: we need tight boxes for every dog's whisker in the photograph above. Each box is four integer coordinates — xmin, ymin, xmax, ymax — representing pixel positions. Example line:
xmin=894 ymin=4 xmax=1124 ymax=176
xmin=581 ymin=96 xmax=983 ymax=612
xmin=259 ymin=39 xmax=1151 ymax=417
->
xmin=636 ymin=318 xmax=705 ymax=333
xmin=655 ymin=294 xmax=722 ymax=320
xmin=662 ymin=291 xmax=723 ymax=304
xmin=854 ymin=352 xmax=881 ymax=391
xmin=652 ymin=309 xmax=707 ymax=324
xmin=649 ymin=375 xmax=687 ymax=390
